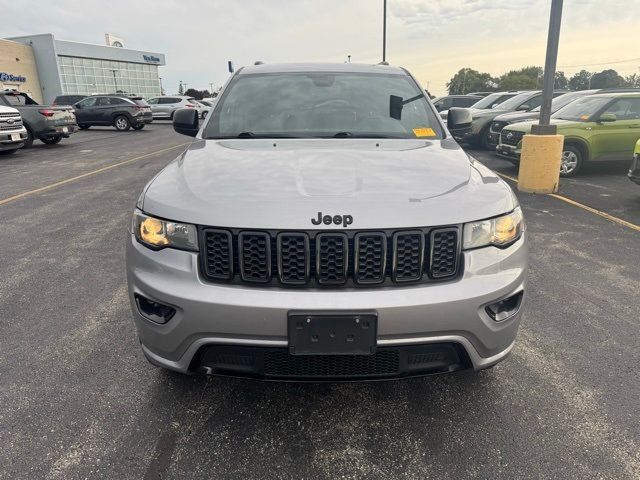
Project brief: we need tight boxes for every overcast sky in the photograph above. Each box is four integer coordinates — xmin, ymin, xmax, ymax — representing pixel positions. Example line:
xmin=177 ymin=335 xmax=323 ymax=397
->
xmin=4 ymin=0 xmax=640 ymax=96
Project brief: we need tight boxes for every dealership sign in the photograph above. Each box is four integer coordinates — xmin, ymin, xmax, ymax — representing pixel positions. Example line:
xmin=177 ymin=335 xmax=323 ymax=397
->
xmin=0 ymin=72 xmax=27 ymax=83
xmin=143 ymin=54 xmax=160 ymax=63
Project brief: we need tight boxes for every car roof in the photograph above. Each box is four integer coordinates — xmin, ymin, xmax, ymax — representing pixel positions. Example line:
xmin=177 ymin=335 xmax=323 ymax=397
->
xmin=238 ymin=62 xmax=406 ymax=75
xmin=587 ymin=91 xmax=640 ymax=98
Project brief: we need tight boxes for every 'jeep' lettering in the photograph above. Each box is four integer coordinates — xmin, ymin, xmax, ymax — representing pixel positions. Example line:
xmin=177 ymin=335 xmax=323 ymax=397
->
xmin=311 ymin=212 xmax=353 ymax=227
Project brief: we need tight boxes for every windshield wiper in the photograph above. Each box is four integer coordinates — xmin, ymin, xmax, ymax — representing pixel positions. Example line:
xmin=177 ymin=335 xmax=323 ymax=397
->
xmin=333 ymin=131 xmax=353 ymax=138
xmin=237 ymin=131 xmax=255 ymax=138
xmin=331 ymin=132 xmax=403 ymax=139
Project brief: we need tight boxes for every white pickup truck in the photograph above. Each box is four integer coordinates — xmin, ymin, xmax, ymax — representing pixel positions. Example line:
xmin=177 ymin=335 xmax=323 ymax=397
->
xmin=0 ymin=104 xmax=28 ymax=156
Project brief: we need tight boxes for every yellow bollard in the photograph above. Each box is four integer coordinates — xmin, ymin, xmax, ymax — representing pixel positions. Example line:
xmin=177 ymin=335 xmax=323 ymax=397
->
xmin=517 ymin=134 xmax=564 ymax=194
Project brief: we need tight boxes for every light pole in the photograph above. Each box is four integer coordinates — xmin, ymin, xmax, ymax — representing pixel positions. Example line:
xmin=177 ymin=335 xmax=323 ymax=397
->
xmin=110 ymin=69 xmax=119 ymax=93
xmin=382 ymin=0 xmax=387 ymax=62
xmin=159 ymin=76 xmax=164 ymax=95
xmin=209 ymin=82 xmax=214 ymax=94
xmin=533 ymin=0 xmax=563 ymax=134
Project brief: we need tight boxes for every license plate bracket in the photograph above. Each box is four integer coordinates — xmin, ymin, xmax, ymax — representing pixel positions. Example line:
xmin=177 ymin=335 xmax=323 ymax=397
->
xmin=288 ymin=311 xmax=377 ymax=355
xmin=11 ymin=133 xmax=20 ymax=141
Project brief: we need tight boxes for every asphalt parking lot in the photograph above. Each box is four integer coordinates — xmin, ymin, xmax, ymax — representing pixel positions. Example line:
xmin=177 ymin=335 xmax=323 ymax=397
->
xmin=1 ymin=124 xmax=639 ymax=479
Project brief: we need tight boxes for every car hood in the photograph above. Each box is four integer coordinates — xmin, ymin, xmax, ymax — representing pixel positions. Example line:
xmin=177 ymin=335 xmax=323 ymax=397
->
xmin=142 ymin=138 xmax=516 ymax=229
xmin=494 ymin=111 xmax=538 ymax=123
xmin=505 ymin=118 xmax=578 ymax=132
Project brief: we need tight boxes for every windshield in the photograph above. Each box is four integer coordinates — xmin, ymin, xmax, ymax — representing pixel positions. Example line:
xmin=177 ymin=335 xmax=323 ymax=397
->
xmin=204 ymin=72 xmax=444 ymax=139
xmin=471 ymin=92 xmax=510 ymax=109
xmin=552 ymin=96 xmax=611 ymax=121
xmin=532 ymin=91 xmax=593 ymax=113
xmin=494 ymin=92 xmax=535 ymax=111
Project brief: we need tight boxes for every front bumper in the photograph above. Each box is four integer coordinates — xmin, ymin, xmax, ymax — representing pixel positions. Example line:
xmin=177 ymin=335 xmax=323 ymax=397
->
xmin=126 ymin=233 xmax=528 ymax=379
xmin=496 ymin=143 xmax=522 ymax=163
xmin=134 ymin=114 xmax=154 ymax=125
xmin=0 ymin=127 xmax=27 ymax=150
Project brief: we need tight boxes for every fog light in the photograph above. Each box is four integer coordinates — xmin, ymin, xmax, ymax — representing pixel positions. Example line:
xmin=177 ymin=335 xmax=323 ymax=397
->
xmin=485 ymin=291 xmax=523 ymax=322
xmin=135 ymin=294 xmax=176 ymax=324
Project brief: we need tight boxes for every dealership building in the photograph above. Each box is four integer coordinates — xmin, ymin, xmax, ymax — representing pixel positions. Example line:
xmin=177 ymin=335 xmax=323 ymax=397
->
xmin=1 ymin=34 xmax=165 ymax=103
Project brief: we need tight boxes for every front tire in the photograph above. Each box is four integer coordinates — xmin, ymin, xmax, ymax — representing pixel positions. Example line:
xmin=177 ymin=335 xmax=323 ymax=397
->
xmin=78 ymin=124 xmax=90 ymax=130
xmin=132 ymin=124 xmax=145 ymax=130
xmin=114 ymin=115 xmax=131 ymax=131
xmin=41 ymin=136 xmax=63 ymax=145
xmin=560 ymin=145 xmax=583 ymax=177
xmin=0 ymin=149 xmax=18 ymax=156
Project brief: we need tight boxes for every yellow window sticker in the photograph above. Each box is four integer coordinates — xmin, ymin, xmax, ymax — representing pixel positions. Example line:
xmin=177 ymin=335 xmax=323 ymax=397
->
xmin=580 ymin=114 xmax=589 ymax=120
xmin=413 ymin=127 xmax=436 ymax=137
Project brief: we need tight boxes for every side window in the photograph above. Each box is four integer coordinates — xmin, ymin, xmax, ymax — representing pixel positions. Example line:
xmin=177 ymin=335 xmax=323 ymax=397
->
xmin=109 ymin=98 xmax=127 ymax=105
xmin=603 ymin=99 xmax=640 ymax=120
xmin=97 ymin=97 xmax=112 ymax=106
xmin=147 ymin=98 xmax=159 ymax=105
xmin=78 ymin=97 xmax=97 ymax=107
xmin=159 ymin=98 xmax=174 ymax=104
xmin=524 ymin=95 xmax=543 ymax=110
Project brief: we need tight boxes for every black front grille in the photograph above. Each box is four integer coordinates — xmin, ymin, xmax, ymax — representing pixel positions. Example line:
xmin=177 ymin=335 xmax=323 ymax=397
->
xmin=501 ymin=130 xmax=524 ymax=146
xmin=200 ymin=226 xmax=461 ymax=288
xmin=490 ymin=121 xmax=507 ymax=133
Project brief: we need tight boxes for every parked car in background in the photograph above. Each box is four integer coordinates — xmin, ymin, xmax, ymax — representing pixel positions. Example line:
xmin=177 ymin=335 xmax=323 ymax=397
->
xmin=433 ymin=95 xmax=482 ymax=112
xmin=0 ymin=105 xmax=28 ymax=155
xmin=487 ymin=90 xmax=599 ymax=147
xmin=0 ymin=89 xmax=77 ymax=147
xmin=629 ymin=139 xmax=640 ymax=185
xmin=439 ymin=91 xmax=519 ymax=121
xmin=196 ymin=100 xmax=211 ymax=118
xmin=497 ymin=92 xmax=640 ymax=176
xmin=463 ymin=90 xmax=568 ymax=148
xmin=52 ymin=94 xmax=87 ymax=106
xmin=466 ymin=91 xmax=492 ymax=97
xmin=73 ymin=95 xmax=153 ymax=131
xmin=146 ymin=96 xmax=202 ymax=119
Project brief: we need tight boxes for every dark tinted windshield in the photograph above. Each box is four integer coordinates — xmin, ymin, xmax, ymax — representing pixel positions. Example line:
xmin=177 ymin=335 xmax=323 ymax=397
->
xmin=532 ymin=91 xmax=594 ymax=112
xmin=552 ymin=96 xmax=611 ymax=121
xmin=2 ymin=93 xmax=38 ymax=106
xmin=204 ymin=72 xmax=443 ymax=139
xmin=472 ymin=93 xmax=514 ymax=109
xmin=495 ymin=92 xmax=537 ymax=111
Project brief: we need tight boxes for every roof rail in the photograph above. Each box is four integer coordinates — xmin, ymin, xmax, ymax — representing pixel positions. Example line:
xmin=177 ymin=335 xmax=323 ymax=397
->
xmin=377 ymin=61 xmax=389 ymax=66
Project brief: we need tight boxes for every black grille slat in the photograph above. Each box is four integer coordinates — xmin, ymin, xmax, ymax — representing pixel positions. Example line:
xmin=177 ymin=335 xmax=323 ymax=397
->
xmin=430 ymin=228 xmax=459 ymax=278
xmin=277 ymin=233 xmax=310 ymax=285
xmin=354 ymin=233 xmax=386 ymax=284
xmin=239 ymin=232 xmax=271 ymax=282
xmin=316 ymin=233 xmax=348 ymax=285
xmin=393 ymin=231 xmax=425 ymax=282
xmin=203 ymin=229 xmax=233 ymax=280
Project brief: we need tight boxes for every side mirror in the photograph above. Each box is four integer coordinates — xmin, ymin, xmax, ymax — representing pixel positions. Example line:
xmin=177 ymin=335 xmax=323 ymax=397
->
xmin=517 ymin=104 xmax=530 ymax=111
xmin=598 ymin=113 xmax=616 ymax=123
xmin=173 ymin=108 xmax=199 ymax=137
xmin=74 ymin=104 xmax=82 ymax=109
xmin=447 ymin=107 xmax=472 ymax=136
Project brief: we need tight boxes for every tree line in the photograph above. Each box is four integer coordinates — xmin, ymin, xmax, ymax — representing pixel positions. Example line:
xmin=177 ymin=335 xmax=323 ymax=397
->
xmin=446 ymin=67 xmax=640 ymax=95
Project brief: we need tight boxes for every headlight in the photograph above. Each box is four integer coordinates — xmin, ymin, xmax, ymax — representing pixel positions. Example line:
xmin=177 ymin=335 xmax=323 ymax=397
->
xmin=132 ymin=210 xmax=198 ymax=251
xmin=463 ymin=207 xmax=524 ymax=250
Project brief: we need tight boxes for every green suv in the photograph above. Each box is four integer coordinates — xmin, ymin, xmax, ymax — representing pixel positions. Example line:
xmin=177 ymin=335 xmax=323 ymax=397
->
xmin=497 ymin=92 xmax=640 ymax=176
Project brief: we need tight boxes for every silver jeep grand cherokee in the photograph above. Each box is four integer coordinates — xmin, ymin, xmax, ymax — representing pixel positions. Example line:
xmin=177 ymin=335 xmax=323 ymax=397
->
xmin=126 ymin=63 xmax=527 ymax=381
